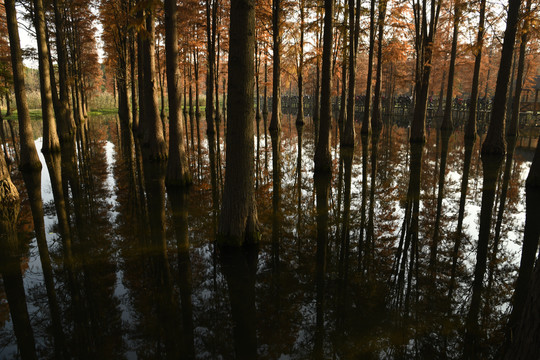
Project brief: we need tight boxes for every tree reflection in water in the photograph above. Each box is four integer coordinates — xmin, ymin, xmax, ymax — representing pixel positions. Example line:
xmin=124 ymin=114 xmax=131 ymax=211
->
xmin=0 ymin=115 xmax=537 ymax=359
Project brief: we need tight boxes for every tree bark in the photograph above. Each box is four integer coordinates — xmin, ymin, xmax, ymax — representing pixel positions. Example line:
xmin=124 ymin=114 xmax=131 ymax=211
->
xmin=53 ymin=0 xmax=76 ymax=141
xmin=465 ymin=0 xmax=487 ymax=140
xmin=314 ymin=0 xmax=333 ymax=174
xmin=270 ymin=0 xmax=281 ymax=133
xmin=344 ymin=0 xmax=360 ymax=145
xmin=5 ymin=0 xmax=41 ymax=171
xmin=371 ymin=0 xmax=388 ymax=134
xmin=361 ymin=0 xmax=376 ymax=135
xmin=441 ymin=1 xmax=461 ymax=132
xmin=33 ymin=0 xmax=60 ymax=153
xmin=481 ymin=0 xmax=522 ymax=156
xmin=165 ymin=0 xmax=191 ymax=186
xmin=141 ymin=4 xmax=167 ymax=160
xmin=218 ymin=0 xmax=258 ymax=246
xmin=507 ymin=0 xmax=531 ymax=138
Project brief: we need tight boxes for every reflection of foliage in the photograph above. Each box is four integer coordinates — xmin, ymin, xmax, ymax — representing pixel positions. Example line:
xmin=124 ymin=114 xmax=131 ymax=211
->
xmin=2 ymin=114 xmax=533 ymax=359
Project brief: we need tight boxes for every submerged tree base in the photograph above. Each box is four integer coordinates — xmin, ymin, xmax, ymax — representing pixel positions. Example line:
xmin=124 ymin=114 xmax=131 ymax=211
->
xmin=0 ymin=179 xmax=20 ymax=218
xmin=217 ymin=228 xmax=261 ymax=247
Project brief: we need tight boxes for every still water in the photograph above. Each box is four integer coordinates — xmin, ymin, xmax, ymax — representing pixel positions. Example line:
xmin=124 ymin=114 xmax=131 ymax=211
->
xmin=0 ymin=114 xmax=535 ymax=359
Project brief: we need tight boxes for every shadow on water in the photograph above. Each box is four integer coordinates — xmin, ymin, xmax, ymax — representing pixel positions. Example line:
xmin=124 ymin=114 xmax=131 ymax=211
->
xmin=0 ymin=114 xmax=536 ymax=359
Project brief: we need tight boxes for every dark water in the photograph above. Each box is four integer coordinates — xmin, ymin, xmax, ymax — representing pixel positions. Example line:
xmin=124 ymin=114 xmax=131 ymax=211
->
xmin=0 ymin=114 xmax=536 ymax=359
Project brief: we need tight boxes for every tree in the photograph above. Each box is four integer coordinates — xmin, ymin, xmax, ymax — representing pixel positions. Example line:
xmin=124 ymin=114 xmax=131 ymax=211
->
xmin=32 ymin=0 xmax=60 ymax=153
xmin=507 ymin=0 xmax=532 ymax=138
xmin=218 ymin=0 xmax=259 ymax=246
xmin=465 ymin=0 xmax=487 ymax=140
xmin=140 ymin=0 xmax=167 ymax=160
xmin=343 ymin=0 xmax=360 ymax=146
xmin=501 ymin=134 xmax=540 ymax=359
xmin=361 ymin=0 xmax=376 ymax=135
xmin=410 ymin=0 xmax=441 ymax=143
xmin=4 ymin=0 xmax=41 ymax=171
xmin=314 ymin=0 xmax=333 ymax=174
xmin=481 ymin=0 xmax=521 ymax=156
xmin=53 ymin=0 xmax=77 ymax=141
xmin=164 ymin=0 xmax=191 ymax=186
xmin=100 ymin=0 xmax=132 ymax=128
xmin=371 ymin=0 xmax=388 ymax=134
xmin=440 ymin=0 xmax=462 ymax=132
xmin=269 ymin=0 xmax=282 ymax=134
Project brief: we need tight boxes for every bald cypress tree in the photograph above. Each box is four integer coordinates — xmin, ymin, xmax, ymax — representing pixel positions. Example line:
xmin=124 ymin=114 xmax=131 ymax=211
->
xmin=314 ymin=0 xmax=333 ymax=174
xmin=218 ymin=0 xmax=258 ymax=246
xmin=141 ymin=2 xmax=167 ymax=160
xmin=164 ymin=0 xmax=191 ymax=185
xmin=33 ymin=0 xmax=60 ymax=153
xmin=4 ymin=0 xmax=41 ymax=171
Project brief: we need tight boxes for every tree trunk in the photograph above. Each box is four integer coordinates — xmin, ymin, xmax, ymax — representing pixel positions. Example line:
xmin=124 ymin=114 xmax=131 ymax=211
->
xmin=141 ymin=5 xmax=167 ymax=160
xmin=165 ymin=0 xmax=191 ymax=186
xmin=361 ymin=0 xmax=376 ymax=135
xmin=410 ymin=0 xmax=441 ymax=143
xmin=130 ymin=30 xmax=139 ymax=131
xmin=33 ymin=0 xmax=60 ymax=153
xmin=270 ymin=0 xmax=281 ymax=134
xmin=481 ymin=0 xmax=521 ymax=156
xmin=465 ymin=0 xmax=487 ymax=140
xmin=314 ymin=0 xmax=333 ymax=174
xmin=441 ymin=1 xmax=461 ymax=132
xmin=501 ymin=135 xmax=540 ymax=359
xmin=371 ymin=0 xmax=388 ymax=134
xmin=507 ymin=0 xmax=531 ymax=138
xmin=137 ymin=18 xmax=146 ymax=138
xmin=116 ymin=48 xmax=132 ymax=128
xmin=53 ymin=0 xmax=76 ymax=141
xmin=218 ymin=0 xmax=258 ymax=246
xmin=296 ymin=0 xmax=305 ymax=126
xmin=5 ymin=0 xmax=41 ymax=171
xmin=343 ymin=0 xmax=361 ymax=147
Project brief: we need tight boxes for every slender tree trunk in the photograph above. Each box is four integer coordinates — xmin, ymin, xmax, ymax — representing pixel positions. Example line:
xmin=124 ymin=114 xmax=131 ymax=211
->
xmin=343 ymin=0 xmax=361 ymax=147
xmin=361 ymin=0 xmax=376 ymax=135
xmin=507 ymin=0 xmax=531 ymax=138
xmin=338 ymin=13 xmax=347 ymax=136
xmin=371 ymin=0 xmax=388 ymax=134
xmin=270 ymin=0 xmax=282 ymax=134
xmin=465 ymin=0 xmax=486 ymax=140
xmin=165 ymin=0 xmax=191 ymax=186
xmin=218 ymin=0 xmax=258 ymax=246
xmin=481 ymin=0 xmax=521 ymax=156
xmin=53 ymin=0 xmax=76 ymax=141
xmin=296 ymin=0 xmax=305 ymax=126
xmin=130 ymin=30 xmax=139 ymax=131
xmin=5 ymin=0 xmax=41 ymax=171
xmin=116 ymin=44 xmax=132 ymax=128
xmin=205 ymin=0 xmax=219 ymax=208
xmin=314 ymin=0 xmax=333 ymax=174
xmin=263 ymin=60 xmax=269 ymax=164
xmin=410 ymin=0 xmax=441 ymax=143
xmin=137 ymin=18 xmax=146 ymax=138
xmin=441 ymin=1 xmax=461 ymax=132
xmin=33 ymin=0 xmax=60 ymax=153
